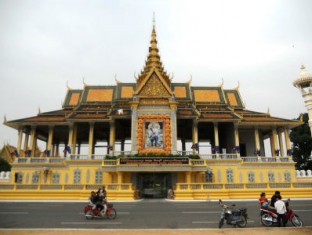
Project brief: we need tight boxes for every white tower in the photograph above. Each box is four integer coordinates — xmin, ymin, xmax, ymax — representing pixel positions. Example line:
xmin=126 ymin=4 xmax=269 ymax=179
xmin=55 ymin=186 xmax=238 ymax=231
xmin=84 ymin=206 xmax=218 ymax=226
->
xmin=293 ymin=65 xmax=312 ymax=135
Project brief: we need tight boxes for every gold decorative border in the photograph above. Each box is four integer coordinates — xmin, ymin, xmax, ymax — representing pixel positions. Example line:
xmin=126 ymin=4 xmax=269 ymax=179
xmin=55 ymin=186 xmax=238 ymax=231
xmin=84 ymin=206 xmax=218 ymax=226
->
xmin=137 ymin=114 xmax=171 ymax=154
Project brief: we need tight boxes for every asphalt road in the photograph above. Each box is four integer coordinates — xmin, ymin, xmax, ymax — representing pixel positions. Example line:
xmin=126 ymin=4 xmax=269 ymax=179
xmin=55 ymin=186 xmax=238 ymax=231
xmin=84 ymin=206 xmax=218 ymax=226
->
xmin=0 ymin=199 xmax=312 ymax=229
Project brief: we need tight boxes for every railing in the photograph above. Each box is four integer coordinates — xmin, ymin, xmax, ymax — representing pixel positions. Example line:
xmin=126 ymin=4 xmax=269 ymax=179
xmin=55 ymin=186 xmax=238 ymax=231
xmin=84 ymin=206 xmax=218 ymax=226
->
xmin=12 ymin=154 xmax=293 ymax=164
xmin=70 ymin=155 xmax=89 ymax=160
xmin=176 ymin=182 xmax=312 ymax=190
xmin=109 ymin=151 xmax=132 ymax=156
xmin=0 ymin=183 xmax=133 ymax=191
xmin=176 ymin=151 xmax=195 ymax=156
xmin=242 ymin=157 xmax=258 ymax=162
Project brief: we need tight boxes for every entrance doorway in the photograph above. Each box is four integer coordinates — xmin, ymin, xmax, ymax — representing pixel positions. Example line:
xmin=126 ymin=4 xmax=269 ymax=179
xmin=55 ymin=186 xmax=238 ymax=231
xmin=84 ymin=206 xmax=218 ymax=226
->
xmin=137 ymin=173 xmax=172 ymax=199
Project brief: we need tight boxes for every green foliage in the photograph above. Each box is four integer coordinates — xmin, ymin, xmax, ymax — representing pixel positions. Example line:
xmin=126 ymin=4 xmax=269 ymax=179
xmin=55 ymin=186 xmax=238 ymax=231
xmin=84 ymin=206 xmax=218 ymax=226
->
xmin=0 ymin=158 xmax=11 ymax=172
xmin=290 ymin=113 xmax=312 ymax=170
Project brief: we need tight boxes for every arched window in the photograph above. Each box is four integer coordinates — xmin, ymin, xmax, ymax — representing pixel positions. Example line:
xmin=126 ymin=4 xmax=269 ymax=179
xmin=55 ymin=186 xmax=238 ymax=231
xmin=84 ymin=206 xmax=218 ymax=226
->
xmin=52 ymin=172 xmax=60 ymax=184
xmin=248 ymin=172 xmax=255 ymax=183
xmin=95 ymin=169 xmax=103 ymax=184
xmin=226 ymin=169 xmax=234 ymax=183
xmin=284 ymin=171 xmax=291 ymax=182
xmin=73 ymin=169 xmax=81 ymax=184
xmin=32 ymin=172 xmax=40 ymax=184
xmin=268 ymin=171 xmax=275 ymax=183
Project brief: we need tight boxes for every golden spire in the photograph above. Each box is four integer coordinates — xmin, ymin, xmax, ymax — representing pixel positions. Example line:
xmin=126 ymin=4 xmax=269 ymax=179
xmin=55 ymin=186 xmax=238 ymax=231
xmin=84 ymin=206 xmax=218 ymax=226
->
xmin=137 ymin=14 xmax=170 ymax=86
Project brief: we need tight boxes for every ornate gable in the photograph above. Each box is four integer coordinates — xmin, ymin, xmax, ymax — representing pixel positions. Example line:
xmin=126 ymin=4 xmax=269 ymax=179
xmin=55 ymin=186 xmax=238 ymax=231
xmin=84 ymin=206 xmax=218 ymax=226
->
xmin=138 ymin=73 xmax=170 ymax=97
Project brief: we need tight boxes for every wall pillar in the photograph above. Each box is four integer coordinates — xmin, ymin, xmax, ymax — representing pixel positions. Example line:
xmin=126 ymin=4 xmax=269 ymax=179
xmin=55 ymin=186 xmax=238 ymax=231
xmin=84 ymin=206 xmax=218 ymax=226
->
xmin=254 ymin=127 xmax=260 ymax=155
xmin=109 ymin=120 xmax=116 ymax=154
xmin=271 ymin=129 xmax=278 ymax=157
xmin=278 ymin=128 xmax=285 ymax=157
xmin=72 ymin=124 xmax=77 ymax=154
xmin=284 ymin=128 xmax=291 ymax=156
xmin=186 ymin=172 xmax=192 ymax=184
xmin=234 ymin=123 xmax=240 ymax=157
xmin=192 ymin=120 xmax=198 ymax=154
xmin=213 ymin=122 xmax=220 ymax=156
xmin=88 ymin=123 xmax=95 ymax=158
xmin=17 ymin=127 xmax=23 ymax=156
xmin=67 ymin=124 xmax=74 ymax=153
xmin=117 ymin=172 xmax=123 ymax=185
xmin=130 ymin=102 xmax=139 ymax=153
xmin=23 ymin=131 xmax=29 ymax=157
xmin=29 ymin=126 xmax=36 ymax=157
xmin=47 ymin=126 xmax=54 ymax=156
xmin=169 ymin=101 xmax=178 ymax=153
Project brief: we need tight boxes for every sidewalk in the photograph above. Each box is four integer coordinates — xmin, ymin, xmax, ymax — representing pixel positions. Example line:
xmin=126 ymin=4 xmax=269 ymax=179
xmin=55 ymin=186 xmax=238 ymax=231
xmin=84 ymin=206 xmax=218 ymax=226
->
xmin=1 ymin=228 xmax=312 ymax=235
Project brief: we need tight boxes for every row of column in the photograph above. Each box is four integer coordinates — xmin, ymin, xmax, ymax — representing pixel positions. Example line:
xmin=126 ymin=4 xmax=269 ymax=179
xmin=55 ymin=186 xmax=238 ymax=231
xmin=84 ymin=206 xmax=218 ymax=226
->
xmin=16 ymin=121 xmax=117 ymax=157
xmin=190 ymin=121 xmax=291 ymax=157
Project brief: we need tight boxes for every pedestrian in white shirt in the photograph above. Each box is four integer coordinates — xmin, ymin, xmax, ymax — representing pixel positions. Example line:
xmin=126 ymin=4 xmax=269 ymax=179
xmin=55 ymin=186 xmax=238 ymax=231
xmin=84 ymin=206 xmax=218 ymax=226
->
xmin=274 ymin=195 xmax=287 ymax=227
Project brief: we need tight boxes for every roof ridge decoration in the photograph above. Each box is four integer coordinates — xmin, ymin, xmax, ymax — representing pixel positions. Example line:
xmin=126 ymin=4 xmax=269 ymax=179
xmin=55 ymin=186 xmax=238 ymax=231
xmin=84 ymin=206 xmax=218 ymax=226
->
xmin=136 ymin=19 xmax=171 ymax=88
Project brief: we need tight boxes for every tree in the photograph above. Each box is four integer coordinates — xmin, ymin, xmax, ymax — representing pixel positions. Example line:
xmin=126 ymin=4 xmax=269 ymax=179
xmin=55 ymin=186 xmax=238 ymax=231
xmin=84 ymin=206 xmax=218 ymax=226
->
xmin=290 ymin=113 xmax=312 ymax=170
xmin=0 ymin=158 xmax=11 ymax=172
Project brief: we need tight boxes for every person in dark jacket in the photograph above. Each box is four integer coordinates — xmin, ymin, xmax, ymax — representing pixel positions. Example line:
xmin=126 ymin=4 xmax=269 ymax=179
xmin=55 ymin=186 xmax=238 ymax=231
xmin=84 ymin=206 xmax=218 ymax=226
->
xmin=270 ymin=191 xmax=281 ymax=207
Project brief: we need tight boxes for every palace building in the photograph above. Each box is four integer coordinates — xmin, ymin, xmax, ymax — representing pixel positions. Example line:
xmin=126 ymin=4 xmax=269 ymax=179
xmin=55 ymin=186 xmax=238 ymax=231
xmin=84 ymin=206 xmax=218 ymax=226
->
xmin=1 ymin=23 xmax=310 ymax=200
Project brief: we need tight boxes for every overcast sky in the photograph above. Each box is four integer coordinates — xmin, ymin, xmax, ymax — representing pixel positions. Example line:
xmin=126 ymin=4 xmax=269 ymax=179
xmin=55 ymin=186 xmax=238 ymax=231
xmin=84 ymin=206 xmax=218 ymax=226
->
xmin=0 ymin=0 xmax=311 ymax=148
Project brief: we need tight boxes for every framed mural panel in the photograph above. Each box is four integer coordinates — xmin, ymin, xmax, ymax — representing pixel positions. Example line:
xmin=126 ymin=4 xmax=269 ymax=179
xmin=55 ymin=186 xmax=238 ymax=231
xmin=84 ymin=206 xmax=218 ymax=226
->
xmin=137 ymin=115 xmax=171 ymax=154
xmin=144 ymin=120 xmax=165 ymax=148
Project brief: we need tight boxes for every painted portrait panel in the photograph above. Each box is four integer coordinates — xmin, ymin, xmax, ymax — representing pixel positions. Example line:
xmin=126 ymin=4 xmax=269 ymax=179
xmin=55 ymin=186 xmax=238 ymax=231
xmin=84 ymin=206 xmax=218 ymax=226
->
xmin=144 ymin=120 xmax=164 ymax=148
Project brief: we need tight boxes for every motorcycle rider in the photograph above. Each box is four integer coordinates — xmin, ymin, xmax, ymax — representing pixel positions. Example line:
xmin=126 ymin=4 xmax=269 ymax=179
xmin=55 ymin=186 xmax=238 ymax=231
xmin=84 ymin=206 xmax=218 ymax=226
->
xmin=96 ymin=186 xmax=107 ymax=214
xmin=270 ymin=191 xmax=280 ymax=207
xmin=89 ymin=191 xmax=97 ymax=210
xmin=259 ymin=192 xmax=269 ymax=208
xmin=274 ymin=195 xmax=287 ymax=227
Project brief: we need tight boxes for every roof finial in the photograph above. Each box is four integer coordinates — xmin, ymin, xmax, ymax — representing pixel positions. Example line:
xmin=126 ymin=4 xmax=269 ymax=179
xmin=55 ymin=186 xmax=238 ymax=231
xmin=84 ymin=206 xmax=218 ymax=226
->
xmin=66 ymin=81 xmax=71 ymax=90
xmin=153 ymin=12 xmax=155 ymax=28
xmin=267 ymin=107 xmax=270 ymax=116
xmin=38 ymin=107 xmax=41 ymax=114
xmin=115 ymin=74 xmax=120 ymax=83
xmin=219 ymin=78 xmax=224 ymax=87
xmin=188 ymin=75 xmax=192 ymax=84
xmin=235 ymin=81 xmax=240 ymax=90
xmin=3 ymin=115 xmax=7 ymax=123
xmin=134 ymin=72 xmax=138 ymax=81
xmin=83 ymin=77 xmax=87 ymax=86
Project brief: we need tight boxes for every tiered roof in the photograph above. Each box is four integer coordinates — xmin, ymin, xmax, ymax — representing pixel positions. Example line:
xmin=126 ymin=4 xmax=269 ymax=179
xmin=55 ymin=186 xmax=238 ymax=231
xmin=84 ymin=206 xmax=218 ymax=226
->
xmin=4 ymin=24 xmax=301 ymax=129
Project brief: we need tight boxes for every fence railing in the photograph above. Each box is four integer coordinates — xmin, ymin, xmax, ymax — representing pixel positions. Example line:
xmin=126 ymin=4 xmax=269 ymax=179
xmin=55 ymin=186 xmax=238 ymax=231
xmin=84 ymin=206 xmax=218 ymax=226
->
xmin=0 ymin=183 xmax=133 ymax=191
xmin=175 ymin=182 xmax=312 ymax=190
xmin=13 ymin=153 xmax=293 ymax=164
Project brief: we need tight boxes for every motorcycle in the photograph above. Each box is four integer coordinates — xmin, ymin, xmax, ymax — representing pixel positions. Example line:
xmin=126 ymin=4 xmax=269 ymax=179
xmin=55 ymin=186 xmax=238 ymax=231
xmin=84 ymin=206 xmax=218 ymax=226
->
xmin=218 ymin=199 xmax=248 ymax=228
xmin=84 ymin=200 xmax=117 ymax=219
xmin=260 ymin=199 xmax=303 ymax=227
